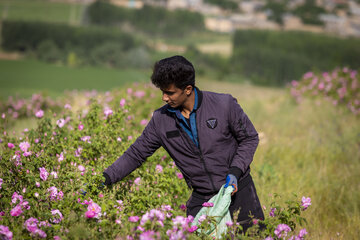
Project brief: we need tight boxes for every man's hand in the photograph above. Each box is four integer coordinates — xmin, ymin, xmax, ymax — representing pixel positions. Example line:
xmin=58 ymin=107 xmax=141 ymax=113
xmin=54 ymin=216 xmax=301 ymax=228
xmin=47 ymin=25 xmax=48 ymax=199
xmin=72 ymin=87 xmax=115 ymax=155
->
xmin=224 ymin=174 xmax=238 ymax=195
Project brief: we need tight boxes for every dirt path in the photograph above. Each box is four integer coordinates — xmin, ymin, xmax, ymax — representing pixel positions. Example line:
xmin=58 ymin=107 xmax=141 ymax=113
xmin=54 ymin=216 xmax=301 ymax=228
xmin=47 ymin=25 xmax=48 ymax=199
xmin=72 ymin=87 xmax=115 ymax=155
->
xmin=0 ymin=51 xmax=22 ymax=60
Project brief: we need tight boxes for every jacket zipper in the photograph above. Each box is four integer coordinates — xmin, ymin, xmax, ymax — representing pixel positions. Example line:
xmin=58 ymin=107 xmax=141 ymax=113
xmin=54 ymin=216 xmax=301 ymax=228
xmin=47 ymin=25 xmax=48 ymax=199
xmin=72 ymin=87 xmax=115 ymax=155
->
xmin=173 ymin=114 xmax=217 ymax=193
xmin=196 ymin=123 xmax=217 ymax=192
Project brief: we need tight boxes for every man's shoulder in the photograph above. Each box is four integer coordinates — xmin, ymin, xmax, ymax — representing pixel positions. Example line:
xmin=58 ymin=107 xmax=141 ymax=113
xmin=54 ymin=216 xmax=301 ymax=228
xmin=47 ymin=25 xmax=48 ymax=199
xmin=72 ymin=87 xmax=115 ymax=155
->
xmin=153 ymin=104 xmax=171 ymax=118
xmin=202 ymin=90 xmax=233 ymax=104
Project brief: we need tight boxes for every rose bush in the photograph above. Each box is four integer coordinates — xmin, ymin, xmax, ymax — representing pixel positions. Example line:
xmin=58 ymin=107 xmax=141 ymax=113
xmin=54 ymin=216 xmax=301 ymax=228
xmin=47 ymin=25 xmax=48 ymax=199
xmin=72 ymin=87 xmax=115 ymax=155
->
xmin=0 ymin=83 xmax=311 ymax=239
xmin=290 ymin=67 xmax=359 ymax=115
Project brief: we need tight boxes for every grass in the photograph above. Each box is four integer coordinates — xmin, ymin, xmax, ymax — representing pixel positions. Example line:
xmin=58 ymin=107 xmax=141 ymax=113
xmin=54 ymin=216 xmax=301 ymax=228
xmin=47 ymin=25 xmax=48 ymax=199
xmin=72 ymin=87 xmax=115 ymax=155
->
xmin=0 ymin=59 xmax=151 ymax=99
xmin=0 ymin=0 xmax=85 ymax=24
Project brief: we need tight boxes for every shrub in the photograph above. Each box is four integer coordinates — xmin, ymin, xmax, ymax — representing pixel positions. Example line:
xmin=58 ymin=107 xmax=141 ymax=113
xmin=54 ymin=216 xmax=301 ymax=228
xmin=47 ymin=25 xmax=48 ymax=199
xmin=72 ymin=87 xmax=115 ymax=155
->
xmin=86 ymin=1 xmax=205 ymax=37
xmin=0 ymin=84 xmax=312 ymax=239
xmin=89 ymin=42 xmax=125 ymax=68
xmin=36 ymin=40 xmax=63 ymax=63
xmin=2 ymin=20 xmax=137 ymax=52
xmin=290 ymin=67 xmax=360 ymax=115
xmin=232 ymin=30 xmax=360 ymax=86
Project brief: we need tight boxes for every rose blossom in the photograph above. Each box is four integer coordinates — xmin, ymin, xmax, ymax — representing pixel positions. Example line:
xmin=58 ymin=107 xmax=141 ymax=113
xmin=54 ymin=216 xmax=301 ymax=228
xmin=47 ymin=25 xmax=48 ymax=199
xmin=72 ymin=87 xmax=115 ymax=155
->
xmin=58 ymin=152 xmax=64 ymax=162
xmin=85 ymin=202 xmax=101 ymax=219
xmin=134 ymin=177 xmax=141 ymax=185
xmin=78 ymin=165 xmax=85 ymax=172
xmin=19 ymin=141 xmax=30 ymax=152
xmin=128 ymin=216 xmax=139 ymax=222
xmin=24 ymin=217 xmax=38 ymax=233
xmin=298 ymin=228 xmax=308 ymax=239
xmin=301 ymin=196 xmax=311 ymax=210
xmin=33 ymin=229 xmax=47 ymax=238
xmin=104 ymin=108 xmax=113 ymax=117
xmin=7 ymin=143 xmax=15 ymax=149
xmin=51 ymin=209 xmax=63 ymax=223
xmin=11 ymin=192 xmax=23 ymax=204
xmin=155 ymin=164 xmax=163 ymax=173
xmin=35 ymin=110 xmax=44 ymax=118
xmin=140 ymin=119 xmax=148 ymax=126
xmin=120 ymin=98 xmax=126 ymax=107
xmin=10 ymin=205 xmax=22 ymax=217
xmin=176 ymin=172 xmax=183 ymax=179
xmin=202 ymin=202 xmax=214 ymax=207
xmin=187 ymin=225 xmax=198 ymax=233
xmin=274 ymin=224 xmax=291 ymax=239
xmin=56 ymin=118 xmax=65 ymax=128
xmin=269 ymin=208 xmax=276 ymax=217
xmin=198 ymin=215 xmax=207 ymax=223
xmin=0 ymin=225 xmax=13 ymax=240
xmin=50 ymin=171 xmax=58 ymax=179
xmin=39 ymin=167 xmax=49 ymax=181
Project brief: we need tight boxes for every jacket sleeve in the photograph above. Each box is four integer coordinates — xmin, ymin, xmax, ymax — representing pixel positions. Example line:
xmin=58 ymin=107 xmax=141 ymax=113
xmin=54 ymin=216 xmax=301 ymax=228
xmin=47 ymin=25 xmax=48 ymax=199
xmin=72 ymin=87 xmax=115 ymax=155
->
xmin=228 ymin=96 xmax=259 ymax=177
xmin=103 ymin=115 xmax=162 ymax=184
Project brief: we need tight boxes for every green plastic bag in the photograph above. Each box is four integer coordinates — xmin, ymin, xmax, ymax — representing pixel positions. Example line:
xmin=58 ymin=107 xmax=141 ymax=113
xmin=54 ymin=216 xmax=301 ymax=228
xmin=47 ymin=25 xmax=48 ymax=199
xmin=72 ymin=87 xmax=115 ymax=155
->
xmin=191 ymin=185 xmax=233 ymax=239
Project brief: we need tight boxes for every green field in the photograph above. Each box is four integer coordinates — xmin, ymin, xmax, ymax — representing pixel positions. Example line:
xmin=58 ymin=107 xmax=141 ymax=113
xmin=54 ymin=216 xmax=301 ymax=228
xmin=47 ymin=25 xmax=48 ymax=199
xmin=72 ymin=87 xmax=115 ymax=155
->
xmin=0 ymin=0 xmax=84 ymax=24
xmin=0 ymin=59 xmax=150 ymax=99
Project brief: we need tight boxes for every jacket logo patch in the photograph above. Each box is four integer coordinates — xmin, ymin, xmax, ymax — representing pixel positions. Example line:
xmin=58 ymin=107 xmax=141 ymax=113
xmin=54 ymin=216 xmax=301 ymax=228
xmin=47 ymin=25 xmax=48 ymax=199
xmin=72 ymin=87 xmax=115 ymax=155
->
xmin=166 ymin=130 xmax=180 ymax=138
xmin=206 ymin=118 xmax=217 ymax=129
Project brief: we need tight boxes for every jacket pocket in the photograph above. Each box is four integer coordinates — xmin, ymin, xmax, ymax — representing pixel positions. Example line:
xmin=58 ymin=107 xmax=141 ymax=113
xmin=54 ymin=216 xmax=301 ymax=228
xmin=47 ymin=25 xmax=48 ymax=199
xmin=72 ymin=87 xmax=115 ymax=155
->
xmin=166 ymin=130 xmax=180 ymax=138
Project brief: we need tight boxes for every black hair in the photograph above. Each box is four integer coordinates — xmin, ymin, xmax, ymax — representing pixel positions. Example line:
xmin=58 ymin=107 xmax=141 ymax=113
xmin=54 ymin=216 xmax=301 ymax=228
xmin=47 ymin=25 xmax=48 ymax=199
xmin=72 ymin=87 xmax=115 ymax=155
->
xmin=151 ymin=55 xmax=195 ymax=90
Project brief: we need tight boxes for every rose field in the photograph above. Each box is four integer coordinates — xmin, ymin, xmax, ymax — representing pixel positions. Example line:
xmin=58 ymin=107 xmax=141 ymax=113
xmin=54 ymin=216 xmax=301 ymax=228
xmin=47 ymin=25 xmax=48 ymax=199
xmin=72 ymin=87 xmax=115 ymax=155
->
xmin=0 ymin=67 xmax=359 ymax=239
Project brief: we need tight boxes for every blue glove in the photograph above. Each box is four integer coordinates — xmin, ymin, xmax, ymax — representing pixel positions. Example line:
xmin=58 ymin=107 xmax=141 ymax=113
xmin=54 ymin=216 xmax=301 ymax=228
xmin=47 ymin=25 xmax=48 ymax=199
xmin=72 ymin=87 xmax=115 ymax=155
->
xmin=224 ymin=174 xmax=238 ymax=195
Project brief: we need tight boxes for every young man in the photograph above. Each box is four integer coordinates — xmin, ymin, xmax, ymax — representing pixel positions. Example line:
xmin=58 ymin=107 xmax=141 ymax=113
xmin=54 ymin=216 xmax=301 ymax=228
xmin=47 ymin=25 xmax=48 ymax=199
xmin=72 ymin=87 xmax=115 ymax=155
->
xmin=103 ymin=55 xmax=264 ymax=231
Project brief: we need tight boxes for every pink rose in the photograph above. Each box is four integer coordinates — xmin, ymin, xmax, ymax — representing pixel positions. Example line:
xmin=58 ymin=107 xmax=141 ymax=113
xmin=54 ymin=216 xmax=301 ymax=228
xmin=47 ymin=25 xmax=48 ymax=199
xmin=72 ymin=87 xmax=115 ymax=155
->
xmin=39 ymin=167 xmax=49 ymax=181
xmin=202 ymin=202 xmax=214 ymax=207
xmin=128 ymin=216 xmax=139 ymax=222
xmin=19 ymin=141 xmax=30 ymax=152
xmin=0 ymin=225 xmax=13 ymax=240
xmin=24 ymin=217 xmax=38 ymax=233
xmin=10 ymin=205 xmax=22 ymax=217
xmin=7 ymin=143 xmax=15 ymax=149
xmin=35 ymin=110 xmax=44 ymax=118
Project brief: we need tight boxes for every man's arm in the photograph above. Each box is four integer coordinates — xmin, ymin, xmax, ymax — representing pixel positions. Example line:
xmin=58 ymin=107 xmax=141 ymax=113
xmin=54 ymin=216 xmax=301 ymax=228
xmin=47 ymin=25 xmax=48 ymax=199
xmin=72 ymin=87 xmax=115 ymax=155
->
xmin=103 ymin=116 xmax=162 ymax=184
xmin=228 ymin=96 xmax=259 ymax=180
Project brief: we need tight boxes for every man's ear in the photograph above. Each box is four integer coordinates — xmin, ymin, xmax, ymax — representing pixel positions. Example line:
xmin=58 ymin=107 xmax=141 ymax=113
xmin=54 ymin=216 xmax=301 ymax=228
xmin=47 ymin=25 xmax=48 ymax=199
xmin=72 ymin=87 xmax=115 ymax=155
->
xmin=185 ymin=85 xmax=193 ymax=96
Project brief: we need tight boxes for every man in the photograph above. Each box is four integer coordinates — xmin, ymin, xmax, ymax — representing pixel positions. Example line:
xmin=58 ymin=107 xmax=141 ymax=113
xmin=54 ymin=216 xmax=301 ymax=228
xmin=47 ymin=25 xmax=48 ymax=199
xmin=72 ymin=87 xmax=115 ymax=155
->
xmin=103 ymin=55 xmax=264 ymax=232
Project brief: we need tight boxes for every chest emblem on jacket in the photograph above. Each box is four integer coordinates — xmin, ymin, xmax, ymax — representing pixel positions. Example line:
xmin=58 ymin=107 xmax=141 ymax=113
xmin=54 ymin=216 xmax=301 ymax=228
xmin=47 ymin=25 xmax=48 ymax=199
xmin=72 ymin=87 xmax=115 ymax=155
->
xmin=206 ymin=118 xmax=217 ymax=129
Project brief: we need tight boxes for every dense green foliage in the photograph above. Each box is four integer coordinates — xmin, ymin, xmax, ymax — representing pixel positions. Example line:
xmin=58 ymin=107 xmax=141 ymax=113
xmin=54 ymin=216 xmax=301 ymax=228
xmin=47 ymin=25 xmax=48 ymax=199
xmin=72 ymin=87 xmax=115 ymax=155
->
xmin=203 ymin=0 xmax=238 ymax=11
xmin=86 ymin=1 xmax=205 ymax=37
xmin=262 ymin=1 xmax=287 ymax=25
xmin=0 ymin=20 xmax=154 ymax=68
xmin=232 ymin=30 xmax=360 ymax=86
xmin=1 ymin=20 xmax=136 ymax=52
xmin=292 ymin=0 xmax=326 ymax=25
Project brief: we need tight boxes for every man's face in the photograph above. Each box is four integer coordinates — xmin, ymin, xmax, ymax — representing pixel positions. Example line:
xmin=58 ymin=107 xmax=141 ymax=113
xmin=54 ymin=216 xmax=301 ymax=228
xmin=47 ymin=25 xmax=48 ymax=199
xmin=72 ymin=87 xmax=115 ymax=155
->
xmin=160 ymin=84 xmax=189 ymax=108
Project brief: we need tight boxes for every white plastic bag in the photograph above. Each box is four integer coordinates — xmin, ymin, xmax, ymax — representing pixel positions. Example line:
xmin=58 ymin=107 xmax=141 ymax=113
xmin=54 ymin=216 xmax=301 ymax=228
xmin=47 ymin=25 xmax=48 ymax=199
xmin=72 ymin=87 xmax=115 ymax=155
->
xmin=191 ymin=185 xmax=233 ymax=239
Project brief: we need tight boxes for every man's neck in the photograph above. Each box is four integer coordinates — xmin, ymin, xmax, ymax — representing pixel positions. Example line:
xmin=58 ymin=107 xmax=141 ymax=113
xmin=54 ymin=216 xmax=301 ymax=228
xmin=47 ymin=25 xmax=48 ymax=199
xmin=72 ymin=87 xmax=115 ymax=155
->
xmin=181 ymin=90 xmax=195 ymax=118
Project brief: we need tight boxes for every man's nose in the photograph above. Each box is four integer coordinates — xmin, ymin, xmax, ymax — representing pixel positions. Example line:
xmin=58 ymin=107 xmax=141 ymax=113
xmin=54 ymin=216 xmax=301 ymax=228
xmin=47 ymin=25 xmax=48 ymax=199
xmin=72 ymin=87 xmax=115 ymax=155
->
xmin=162 ymin=93 xmax=169 ymax=102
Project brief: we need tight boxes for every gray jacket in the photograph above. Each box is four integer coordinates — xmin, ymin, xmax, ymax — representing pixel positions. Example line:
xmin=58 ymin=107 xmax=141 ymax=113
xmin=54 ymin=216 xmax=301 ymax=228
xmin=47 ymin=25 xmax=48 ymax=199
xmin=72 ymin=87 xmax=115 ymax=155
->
xmin=104 ymin=88 xmax=259 ymax=195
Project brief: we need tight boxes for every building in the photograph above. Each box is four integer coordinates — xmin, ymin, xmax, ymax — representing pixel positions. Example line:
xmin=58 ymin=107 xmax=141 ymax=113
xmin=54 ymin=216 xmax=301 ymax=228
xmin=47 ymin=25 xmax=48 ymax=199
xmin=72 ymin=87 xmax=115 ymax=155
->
xmin=110 ymin=0 xmax=143 ymax=8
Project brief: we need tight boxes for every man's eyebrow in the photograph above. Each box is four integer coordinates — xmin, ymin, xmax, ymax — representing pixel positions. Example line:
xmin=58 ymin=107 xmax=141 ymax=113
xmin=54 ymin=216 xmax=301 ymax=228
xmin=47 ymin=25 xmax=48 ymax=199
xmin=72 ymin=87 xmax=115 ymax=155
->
xmin=162 ymin=90 xmax=176 ymax=94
